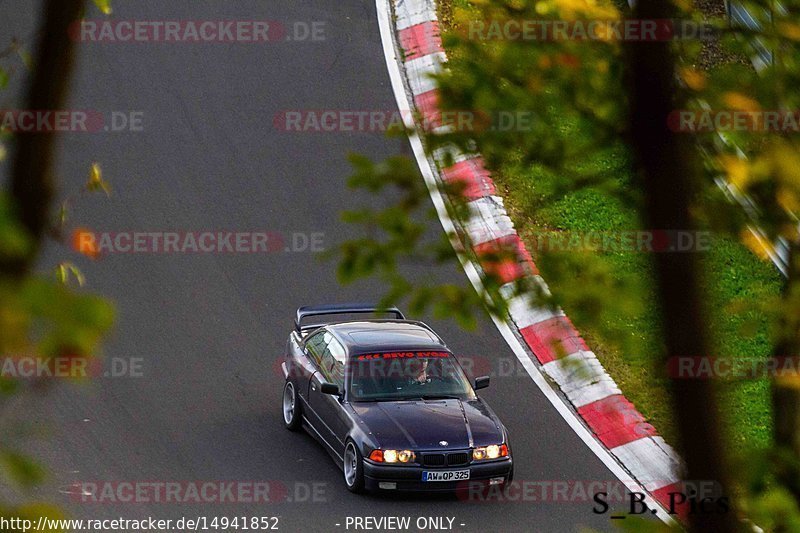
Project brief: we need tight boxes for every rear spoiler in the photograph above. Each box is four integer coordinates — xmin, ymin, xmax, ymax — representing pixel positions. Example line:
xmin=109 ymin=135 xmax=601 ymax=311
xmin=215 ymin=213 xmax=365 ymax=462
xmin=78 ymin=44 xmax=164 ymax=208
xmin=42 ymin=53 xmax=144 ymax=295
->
xmin=295 ymin=304 xmax=405 ymax=334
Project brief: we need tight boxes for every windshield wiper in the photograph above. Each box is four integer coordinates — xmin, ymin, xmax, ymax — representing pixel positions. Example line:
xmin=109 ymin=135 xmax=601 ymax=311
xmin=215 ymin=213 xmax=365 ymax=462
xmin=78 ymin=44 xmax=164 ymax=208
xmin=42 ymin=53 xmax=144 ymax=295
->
xmin=420 ymin=395 xmax=461 ymax=400
xmin=353 ymin=396 xmax=403 ymax=402
xmin=354 ymin=394 xmax=463 ymax=402
xmin=396 ymin=395 xmax=461 ymax=401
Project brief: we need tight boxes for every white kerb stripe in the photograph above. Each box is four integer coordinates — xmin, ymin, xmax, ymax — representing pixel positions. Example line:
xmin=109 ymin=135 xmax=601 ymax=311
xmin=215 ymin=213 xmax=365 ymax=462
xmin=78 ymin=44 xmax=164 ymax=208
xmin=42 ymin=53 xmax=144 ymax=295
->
xmin=611 ymin=436 xmax=683 ymax=492
xmin=430 ymin=123 xmax=455 ymax=136
xmin=499 ymin=283 xmax=564 ymax=329
xmin=464 ymin=196 xmax=517 ymax=246
xmin=395 ymin=0 xmax=439 ymax=30
xmin=542 ymin=351 xmax=622 ymax=408
xmin=528 ymin=275 xmax=553 ymax=298
xmin=404 ymin=52 xmax=447 ymax=96
xmin=432 ymin=145 xmax=475 ymax=167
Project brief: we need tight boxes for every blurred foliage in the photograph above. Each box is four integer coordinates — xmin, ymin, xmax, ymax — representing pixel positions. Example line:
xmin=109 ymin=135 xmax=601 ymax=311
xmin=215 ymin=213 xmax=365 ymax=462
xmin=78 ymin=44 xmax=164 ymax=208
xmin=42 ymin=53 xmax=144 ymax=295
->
xmin=336 ymin=0 xmax=645 ymax=353
xmin=0 ymin=2 xmax=114 ymax=529
xmin=332 ymin=153 xmax=544 ymax=329
xmin=436 ymin=0 xmax=625 ymax=174
xmin=85 ymin=162 xmax=110 ymax=197
xmin=91 ymin=0 xmax=112 ymax=15
xmin=0 ymin=503 xmax=66 ymax=533
xmin=738 ymin=446 xmax=800 ymax=531
xmin=334 ymin=0 xmax=800 ymax=528
xmin=0 ymin=162 xmax=114 ymax=525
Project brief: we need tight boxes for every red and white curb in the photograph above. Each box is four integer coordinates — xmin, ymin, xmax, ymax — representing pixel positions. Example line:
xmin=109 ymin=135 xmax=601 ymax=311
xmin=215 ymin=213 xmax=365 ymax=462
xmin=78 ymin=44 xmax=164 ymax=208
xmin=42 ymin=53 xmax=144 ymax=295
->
xmin=376 ymin=0 xmax=683 ymax=523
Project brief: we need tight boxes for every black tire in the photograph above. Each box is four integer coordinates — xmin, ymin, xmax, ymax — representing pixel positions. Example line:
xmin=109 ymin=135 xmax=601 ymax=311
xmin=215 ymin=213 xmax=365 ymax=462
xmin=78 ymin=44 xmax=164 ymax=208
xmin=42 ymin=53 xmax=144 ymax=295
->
xmin=282 ymin=381 xmax=302 ymax=431
xmin=343 ymin=440 xmax=365 ymax=493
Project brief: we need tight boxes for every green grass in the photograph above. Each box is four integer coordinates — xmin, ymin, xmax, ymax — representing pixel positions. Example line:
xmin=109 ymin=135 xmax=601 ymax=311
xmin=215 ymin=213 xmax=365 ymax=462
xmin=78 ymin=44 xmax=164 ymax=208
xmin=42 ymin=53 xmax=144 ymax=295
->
xmin=501 ymin=143 xmax=781 ymax=452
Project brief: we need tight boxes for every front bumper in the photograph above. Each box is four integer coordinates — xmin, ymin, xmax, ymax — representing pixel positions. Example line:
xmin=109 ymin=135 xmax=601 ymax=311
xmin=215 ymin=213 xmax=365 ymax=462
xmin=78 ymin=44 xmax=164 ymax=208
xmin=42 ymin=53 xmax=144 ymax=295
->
xmin=363 ymin=457 xmax=513 ymax=492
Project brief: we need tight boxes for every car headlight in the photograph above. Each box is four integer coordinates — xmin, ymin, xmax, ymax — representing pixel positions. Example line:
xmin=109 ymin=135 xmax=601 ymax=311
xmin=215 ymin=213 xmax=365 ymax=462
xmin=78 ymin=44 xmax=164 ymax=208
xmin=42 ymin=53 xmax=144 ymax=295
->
xmin=473 ymin=444 xmax=508 ymax=461
xmin=397 ymin=450 xmax=415 ymax=463
xmin=368 ymin=449 xmax=416 ymax=463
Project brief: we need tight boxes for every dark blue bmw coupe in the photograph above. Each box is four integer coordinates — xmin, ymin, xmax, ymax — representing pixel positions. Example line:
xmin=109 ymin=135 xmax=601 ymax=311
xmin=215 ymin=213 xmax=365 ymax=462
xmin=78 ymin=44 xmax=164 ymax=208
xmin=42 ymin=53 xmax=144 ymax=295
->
xmin=280 ymin=304 xmax=513 ymax=493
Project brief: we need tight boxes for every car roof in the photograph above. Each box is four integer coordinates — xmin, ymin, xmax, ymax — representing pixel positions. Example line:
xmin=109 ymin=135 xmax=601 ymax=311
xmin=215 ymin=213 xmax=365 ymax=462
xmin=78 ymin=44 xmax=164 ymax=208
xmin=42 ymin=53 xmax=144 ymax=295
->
xmin=325 ymin=320 xmax=447 ymax=353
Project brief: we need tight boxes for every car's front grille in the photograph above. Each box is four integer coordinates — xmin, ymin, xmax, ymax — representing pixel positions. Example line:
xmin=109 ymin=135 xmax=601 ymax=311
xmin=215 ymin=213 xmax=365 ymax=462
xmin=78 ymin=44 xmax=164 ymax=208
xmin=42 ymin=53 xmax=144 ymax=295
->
xmin=446 ymin=452 xmax=470 ymax=466
xmin=421 ymin=451 xmax=470 ymax=467
xmin=422 ymin=454 xmax=446 ymax=467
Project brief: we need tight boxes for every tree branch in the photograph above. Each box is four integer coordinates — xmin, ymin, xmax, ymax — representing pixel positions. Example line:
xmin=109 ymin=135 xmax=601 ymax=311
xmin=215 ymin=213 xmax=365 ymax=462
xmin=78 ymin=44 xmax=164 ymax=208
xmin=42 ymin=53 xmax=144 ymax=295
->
xmin=1 ymin=0 xmax=85 ymax=278
xmin=626 ymin=0 xmax=740 ymax=530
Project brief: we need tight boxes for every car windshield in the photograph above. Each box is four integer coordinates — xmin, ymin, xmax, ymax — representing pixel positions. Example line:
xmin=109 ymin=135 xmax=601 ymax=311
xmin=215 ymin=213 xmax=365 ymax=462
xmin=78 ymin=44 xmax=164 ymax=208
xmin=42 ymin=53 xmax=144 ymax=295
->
xmin=348 ymin=351 xmax=476 ymax=401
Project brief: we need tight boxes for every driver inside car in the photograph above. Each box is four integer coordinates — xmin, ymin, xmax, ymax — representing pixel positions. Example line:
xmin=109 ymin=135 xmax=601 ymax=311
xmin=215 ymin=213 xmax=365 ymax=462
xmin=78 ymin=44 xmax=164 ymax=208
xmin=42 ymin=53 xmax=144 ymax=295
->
xmin=407 ymin=359 xmax=431 ymax=385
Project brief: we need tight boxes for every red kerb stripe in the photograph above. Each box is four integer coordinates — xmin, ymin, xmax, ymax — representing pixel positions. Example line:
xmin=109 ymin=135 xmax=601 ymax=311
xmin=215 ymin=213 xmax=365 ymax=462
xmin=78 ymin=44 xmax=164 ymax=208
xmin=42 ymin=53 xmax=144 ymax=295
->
xmin=399 ymin=21 xmax=442 ymax=61
xmin=578 ymin=394 xmax=657 ymax=448
xmin=519 ymin=315 xmax=587 ymax=363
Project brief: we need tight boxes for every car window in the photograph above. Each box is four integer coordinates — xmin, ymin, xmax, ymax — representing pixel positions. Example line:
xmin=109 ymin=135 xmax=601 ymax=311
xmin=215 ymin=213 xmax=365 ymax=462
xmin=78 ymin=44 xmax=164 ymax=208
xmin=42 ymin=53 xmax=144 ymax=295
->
xmin=320 ymin=337 xmax=346 ymax=388
xmin=304 ymin=331 xmax=328 ymax=365
xmin=349 ymin=351 xmax=476 ymax=401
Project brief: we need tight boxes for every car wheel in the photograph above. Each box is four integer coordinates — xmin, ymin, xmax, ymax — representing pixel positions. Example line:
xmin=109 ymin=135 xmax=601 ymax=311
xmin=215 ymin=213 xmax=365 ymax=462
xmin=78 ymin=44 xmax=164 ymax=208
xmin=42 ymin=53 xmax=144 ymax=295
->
xmin=282 ymin=381 xmax=302 ymax=431
xmin=343 ymin=441 xmax=365 ymax=493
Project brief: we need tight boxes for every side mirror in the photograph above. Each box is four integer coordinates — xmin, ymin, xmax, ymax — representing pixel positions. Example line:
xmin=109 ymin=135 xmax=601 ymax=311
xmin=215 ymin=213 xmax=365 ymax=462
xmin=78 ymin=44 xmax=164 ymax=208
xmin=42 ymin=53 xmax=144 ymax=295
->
xmin=474 ymin=376 xmax=490 ymax=390
xmin=321 ymin=382 xmax=340 ymax=396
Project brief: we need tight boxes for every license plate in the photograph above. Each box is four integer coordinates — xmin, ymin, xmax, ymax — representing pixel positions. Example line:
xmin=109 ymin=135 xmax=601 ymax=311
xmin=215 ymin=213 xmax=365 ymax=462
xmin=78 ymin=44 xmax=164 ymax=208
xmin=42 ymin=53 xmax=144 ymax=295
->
xmin=422 ymin=470 xmax=470 ymax=482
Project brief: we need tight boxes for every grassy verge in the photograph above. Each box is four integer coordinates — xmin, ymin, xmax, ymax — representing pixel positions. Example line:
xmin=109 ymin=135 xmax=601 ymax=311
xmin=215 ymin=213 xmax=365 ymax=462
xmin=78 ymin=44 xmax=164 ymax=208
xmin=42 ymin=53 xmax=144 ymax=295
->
xmin=434 ymin=0 xmax=783 ymax=454
xmin=498 ymin=138 xmax=780 ymax=451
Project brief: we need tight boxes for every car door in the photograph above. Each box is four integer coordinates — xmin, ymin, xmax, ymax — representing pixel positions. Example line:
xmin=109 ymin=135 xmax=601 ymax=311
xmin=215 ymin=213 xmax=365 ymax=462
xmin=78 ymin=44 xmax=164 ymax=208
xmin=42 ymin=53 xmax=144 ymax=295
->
xmin=308 ymin=336 xmax=350 ymax=457
xmin=296 ymin=330 xmax=328 ymax=414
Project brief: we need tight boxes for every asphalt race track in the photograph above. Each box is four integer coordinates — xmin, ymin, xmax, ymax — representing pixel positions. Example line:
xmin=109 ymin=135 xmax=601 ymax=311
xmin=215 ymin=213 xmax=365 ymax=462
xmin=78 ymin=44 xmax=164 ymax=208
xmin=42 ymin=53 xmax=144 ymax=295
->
xmin=1 ymin=1 xmax=641 ymax=531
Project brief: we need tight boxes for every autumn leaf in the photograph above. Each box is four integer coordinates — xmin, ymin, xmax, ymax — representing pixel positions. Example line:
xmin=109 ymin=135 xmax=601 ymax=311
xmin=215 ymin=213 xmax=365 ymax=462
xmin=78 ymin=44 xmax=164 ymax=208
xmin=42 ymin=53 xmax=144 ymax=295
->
xmin=722 ymin=91 xmax=761 ymax=112
xmin=16 ymin=46 xmax=32 ymax=70
xmin=55 ymin=262 xmax=86 ymax=287
xmin=85 ymin=162 xmax=110 ymax=196
xmin=777 ymin=21 xmax=800 ymax=41
xmin=679 ymin=67 xmax=707 ymax=91
xmin=719 ymin=154 xmax=752 ymax=190
xmin=56 ymin=201 xmax=69 ymax=228
xmin=776 ymin=187 xmax=800 ymax=215
xmin=741 ymin=228 xmax=772 ymax=261
xmin=92 ymin=0 xmax=112 ymax=15
xmin=72 ymin=228 xmax=100 ymax=259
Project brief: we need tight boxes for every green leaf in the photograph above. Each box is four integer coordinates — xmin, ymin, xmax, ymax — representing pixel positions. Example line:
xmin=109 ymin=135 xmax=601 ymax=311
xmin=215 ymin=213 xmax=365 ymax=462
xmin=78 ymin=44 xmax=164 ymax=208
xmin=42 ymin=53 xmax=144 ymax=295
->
xmin=92 ymin=0 xmax=112 ymax=15
xmin=0 ymin=451 xmax=45 ymax=488
xmin=16 ymin=47 xmax=32 ymax=70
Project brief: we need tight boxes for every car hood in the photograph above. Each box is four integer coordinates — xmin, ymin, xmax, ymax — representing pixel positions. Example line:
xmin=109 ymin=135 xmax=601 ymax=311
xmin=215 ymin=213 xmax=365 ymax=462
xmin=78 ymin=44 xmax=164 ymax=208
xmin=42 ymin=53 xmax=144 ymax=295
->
xmin=351 ymin=398 xmax=504 ymax=450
